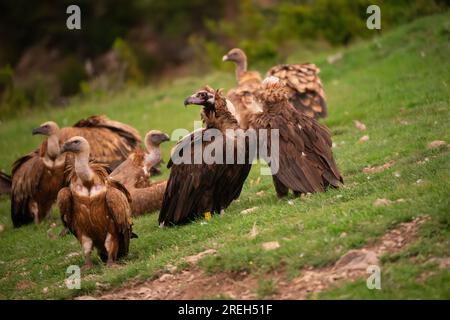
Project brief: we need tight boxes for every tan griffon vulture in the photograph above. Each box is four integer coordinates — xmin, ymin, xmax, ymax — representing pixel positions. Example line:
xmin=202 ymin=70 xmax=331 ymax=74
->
xmin=159 ymin=87 xmax=252 ymax=226
xmin=248 ymin=77 xmax=343 ymax=197
xmin=223 ymin=48 xmax=327 ymax=120
xmin=110 ymin=130 xmax=170 ymax=216
xmin=57 ymin=137 xmax=134 ymax=268
xmin=10 ymin=115 xmax=141 ymax=228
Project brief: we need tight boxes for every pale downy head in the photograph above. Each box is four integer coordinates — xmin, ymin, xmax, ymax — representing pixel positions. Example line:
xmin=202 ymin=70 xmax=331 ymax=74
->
xmin=32 ymin=121 xmax=60 ymax=136
xmin=145 ymin=130 xmax=170 ymax=148
xmin=61 ymin=136 xmax=90 ymax=154
xmin=222 ymin=48 xmax=247 ymax=65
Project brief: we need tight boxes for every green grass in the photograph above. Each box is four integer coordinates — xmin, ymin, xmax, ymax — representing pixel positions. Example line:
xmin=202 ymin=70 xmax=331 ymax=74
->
xmin=0 ymin=12 xmax=449 ymax=300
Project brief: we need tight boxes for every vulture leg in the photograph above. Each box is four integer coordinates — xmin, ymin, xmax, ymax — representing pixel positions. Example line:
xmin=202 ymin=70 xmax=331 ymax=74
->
xmin=81 ymin=235 xmax=94 ymax=270
xmin=30 ymin=202 xmax=39 ymax=224
xmin=104 ymin=233 xmax=119 ymax=266
xmin=220 ymin=209 xmax=225 ymax=216
xmin=272 ymin=176 xmax=289 ymax=198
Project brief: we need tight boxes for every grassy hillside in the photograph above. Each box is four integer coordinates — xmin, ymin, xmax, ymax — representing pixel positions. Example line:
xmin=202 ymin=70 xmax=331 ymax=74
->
xmin=0 ymin=12 xmax=449 ymax=299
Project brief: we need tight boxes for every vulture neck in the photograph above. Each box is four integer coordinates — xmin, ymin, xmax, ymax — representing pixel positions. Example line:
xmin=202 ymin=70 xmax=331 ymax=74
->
xmin=235 ymin=59 xmax=247 ymax=81
xmin=75 ymin=150 xmax=94 ymax=183
xmin=46 ymin=134 xmax=60 ymax=160
xmin=145 ymin=143 xmax=161 ymax=170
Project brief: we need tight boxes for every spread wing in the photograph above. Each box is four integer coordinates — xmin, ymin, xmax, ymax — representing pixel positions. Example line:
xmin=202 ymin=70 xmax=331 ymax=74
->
xmin=11 ymin=149 xmax=45 ymax=227
xmin=59 ymin=115 xmax=141 ymax=168
xmin=57 ymin=187 xmax=75 ymax=235
xmin=105 ymin=179 xmax=133 ymax=258
xmin=266 ymin=64 xmax=327 ymax=119
xmin=0 ymin=171 xmax=11 ymax=195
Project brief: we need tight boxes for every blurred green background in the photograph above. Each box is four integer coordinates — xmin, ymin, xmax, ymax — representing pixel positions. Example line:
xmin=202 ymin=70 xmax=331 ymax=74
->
xmin=0 ymin=0 xmax=448 ymax=119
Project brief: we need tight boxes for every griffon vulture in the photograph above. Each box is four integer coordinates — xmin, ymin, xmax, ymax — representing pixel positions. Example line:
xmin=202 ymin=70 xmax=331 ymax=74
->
xmin=110 ymin=130 xmax=170 ymax=216
xmin=158 ymin=88 xmax=252 ymax=226
xmin=10 ymin=115 xmax=140 ymax=227
xmin=223 ymin=48 xmax=327 ymax=119
xmin=57 ymin=137 xmax=134 ymax=268
xmin=110 ymin=130 xmax=169 ymax=189
xmin=0 ymin=171 xmax=11 ymax=195
xmin=248 ymin=77 xmax=343 ymax=197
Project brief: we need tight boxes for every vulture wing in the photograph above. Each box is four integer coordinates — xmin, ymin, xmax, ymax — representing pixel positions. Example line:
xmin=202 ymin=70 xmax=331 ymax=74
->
xmin=109 ymin=147 xmax=149 ymax=189
xmin=266 ymin=64 xmax=327 ymax=119
xmin=59 ymin=115 xmax=141 ymax=168
xmin=130 ymin=180 xmax=167 ymax=216
xmin=105 ymin=179 xmax=133 ymax=258
xmin=10 ymin=149 xmax=45 ymax=227
xmin=57 ymin=187 xmax=75 ymax=235
xmin=0 ymin=171 xmax=11 ymax=195
xmin=159 ymin=129 xmax=251 ymax=226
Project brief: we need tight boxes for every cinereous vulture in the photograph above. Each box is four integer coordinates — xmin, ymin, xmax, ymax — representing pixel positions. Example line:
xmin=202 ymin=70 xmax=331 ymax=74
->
xmin=248 ymin=77 xmax=343 ymax=197
xmin=158 ymin=87 xmax=252 ymax=226
xmin=57 ymin=137 xmax=135 ymax=268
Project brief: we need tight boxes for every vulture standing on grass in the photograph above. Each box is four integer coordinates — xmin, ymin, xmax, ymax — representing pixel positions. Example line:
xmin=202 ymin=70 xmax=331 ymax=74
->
xmin=158 ymin=87 xmax=252 ymax=226
xmin=57 ymin=137 xmax=134 ymax=268
xmin=110 ymin=130 xmax=170 ymax=216
xmin=223 ymin=48 xmax=327 ymax=119
xmin=10 ymin=115 xmax=141 ymax=228
xmin=248 ymin=77 xmax=343 ymax=197
xmin=0 ymin=172 xmax=12 ymax=195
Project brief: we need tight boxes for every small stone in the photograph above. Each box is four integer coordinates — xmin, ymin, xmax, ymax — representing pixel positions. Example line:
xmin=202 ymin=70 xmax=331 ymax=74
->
xmin=262 ymin=241 xmax=280 ymax=251
xmin=427 ymin=140 xmax=446 ymax=149
xmin=358 ymin=135 xmax=369 ymax=143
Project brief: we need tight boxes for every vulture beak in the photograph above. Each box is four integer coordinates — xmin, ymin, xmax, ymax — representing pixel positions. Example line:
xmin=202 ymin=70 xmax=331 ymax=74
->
xmin=222 ymin=55 xmax=229 ymax=62
xmin=32 ymin=127 xmax=45 ymax=136
xmin=162 ymin=133 xmax=170 ymax=142
xmin=184 ymin=95 xmax=204 ymax=106
xmin=60 ymin=143 xmax=69 ymax=153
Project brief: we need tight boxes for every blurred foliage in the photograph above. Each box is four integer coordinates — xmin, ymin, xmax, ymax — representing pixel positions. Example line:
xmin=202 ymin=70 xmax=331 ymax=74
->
xmin=0 ymin=0 xmax=448 ymax=118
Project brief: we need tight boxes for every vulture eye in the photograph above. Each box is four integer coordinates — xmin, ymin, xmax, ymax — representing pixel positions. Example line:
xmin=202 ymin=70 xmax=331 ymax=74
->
xmin=74 ymin=140 xmax=80 ymax=144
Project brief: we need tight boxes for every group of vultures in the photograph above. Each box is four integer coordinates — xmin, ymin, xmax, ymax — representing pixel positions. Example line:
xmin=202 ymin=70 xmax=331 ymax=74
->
xmin=0 ymin=49 xmax=343 ymax=269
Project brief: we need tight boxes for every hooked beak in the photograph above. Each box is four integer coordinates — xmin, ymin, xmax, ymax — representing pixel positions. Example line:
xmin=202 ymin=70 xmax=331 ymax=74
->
xmin=161 ymin=133 xmax=170 ymax=142
xmin=222 ymin=55 xmax=229 ymax=62
xmin=60 ymin=142 xmax=72 ymax=153
xmin=184 ymin=95 xmax=204 ymax=106
xmin=32 ymin=127 xmax=45 ymax=136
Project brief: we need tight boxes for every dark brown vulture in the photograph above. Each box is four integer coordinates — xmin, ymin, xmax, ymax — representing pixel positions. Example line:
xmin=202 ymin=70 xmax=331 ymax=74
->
xmin=248 ymin=77 xmax=343 ymax=197
xmin=0 ymin=171 xmax=12 ymax=195
xmin=158 ymin=88 xmax=252 ymax=226
xmin=223 ymin=48 xmax=327 ymax=119
xmin=110 ymin=130 xmax=169 ymax=189
xmin=110 ymin=130 xmax=170 ymax=216
xmin=57 ymin=137 xmax=134 ymax=268
xmin=10 ymin=115 xmax=140 ymax=228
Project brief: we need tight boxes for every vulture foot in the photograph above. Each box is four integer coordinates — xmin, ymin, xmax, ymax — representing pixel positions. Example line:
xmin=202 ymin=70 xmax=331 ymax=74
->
xmin=59 ymin=227 xmax=70 ymax=237
xmin=81 ymin=261 xmax=93 ymax=271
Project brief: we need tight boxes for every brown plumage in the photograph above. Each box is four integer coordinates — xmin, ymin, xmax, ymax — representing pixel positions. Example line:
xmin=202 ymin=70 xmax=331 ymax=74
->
xmin=55 ymin=115 xmax=141 ymax=169
xmin=10 ymin=116 xmax=140 ymax=228
xmin=248 ymin=78 xmax=342 ymax=197
xmin=0 ymin=171 xmax=11 ymax=195
xmin=11 ymin=140 xmax=69 ymax=227
xmin=130 ymin=180 xmax=168 ymax=217
xmin=159 ymin=88 xmax=252 ymax=226
xmin=110 ymin=130 xmax=170 ymax=216
xmin=57 ymin=137 xmax=134 ymax=268
xmin=223 ymin=48 xmax=327 ymax=119
xmin=110 ymin=130 xmax=169 ymax=189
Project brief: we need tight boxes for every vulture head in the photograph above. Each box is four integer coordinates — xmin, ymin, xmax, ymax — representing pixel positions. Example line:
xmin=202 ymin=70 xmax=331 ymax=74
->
xmin=184 ymin=86 xmax=216 ymax=109
xmin=145 ymin=130 xmax=170 ymax=147
xmin=61 ymin=136 xmax=90 ymax=155
xmin=222 ymin=48 xmax=247 ymax=65
xmin=32 ymin=121 xmax=60 ymax=136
